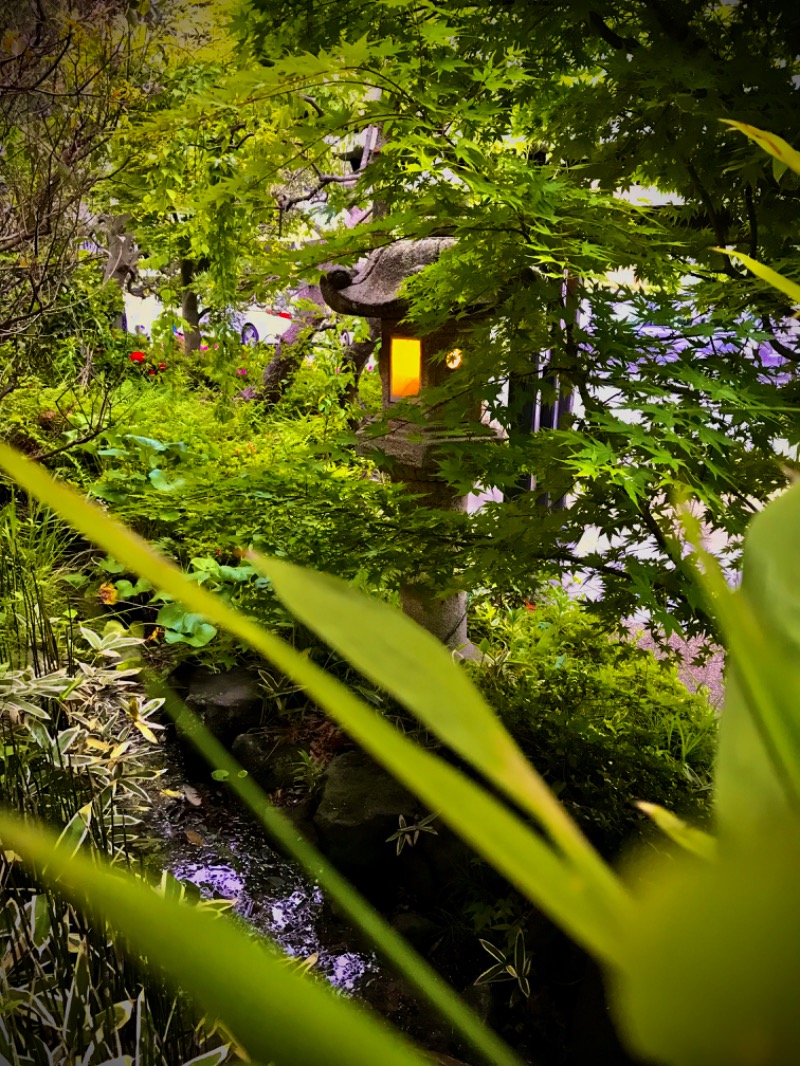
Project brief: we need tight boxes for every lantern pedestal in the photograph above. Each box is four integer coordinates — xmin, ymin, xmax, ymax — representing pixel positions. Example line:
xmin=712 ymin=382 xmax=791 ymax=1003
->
xmin=399 ymin=585 xmax=477 ymax=657
xmin=356 ymin=420 xmax=494 ymax=657
xmin=320 ymin=238 xmax=496 ymax=653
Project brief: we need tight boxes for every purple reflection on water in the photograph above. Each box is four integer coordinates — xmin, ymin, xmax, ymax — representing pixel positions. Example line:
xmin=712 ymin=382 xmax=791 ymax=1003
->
xmin=331 ymin=953 xmax=369 ymax=992
xmin=173 ymin=862 xmax=243 ymax=899
xmin=166 ymin=835 xmax=372 ymax=993
xmin=271 ymin=886 xmax=323 ymax=931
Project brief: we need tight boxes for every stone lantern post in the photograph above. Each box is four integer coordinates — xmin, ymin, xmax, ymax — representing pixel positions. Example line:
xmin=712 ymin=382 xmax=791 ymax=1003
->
xmin=321 ymin=238 xmax=494 ymax=655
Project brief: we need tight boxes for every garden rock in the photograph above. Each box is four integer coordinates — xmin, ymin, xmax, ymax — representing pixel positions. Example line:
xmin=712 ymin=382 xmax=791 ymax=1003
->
xmin=390 ymin=910 xmax=442 ymax=951
xmin=182 ymin=667 xmax=263 ymax=744
xmin=280 ymin=797 xmax=321 ymax=848
xmin=230 ymin=733 xmax=299 ymax=792
xmin=313 ymin=749 xmax=422 ymax=882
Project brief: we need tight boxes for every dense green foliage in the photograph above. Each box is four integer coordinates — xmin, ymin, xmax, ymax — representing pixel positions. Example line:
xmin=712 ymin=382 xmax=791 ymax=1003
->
xmin=214 ymin=0 xmax=800 ymax=634
xmin=471 ymin=590 xmax=715 ymax=852
xmin=1 ymin=418 xmax=798 ymax=1066
xmin=3 ymin=0 xmax=800 ymax=1062
xmin=0 ymin=503 xmax=232 ymax=1063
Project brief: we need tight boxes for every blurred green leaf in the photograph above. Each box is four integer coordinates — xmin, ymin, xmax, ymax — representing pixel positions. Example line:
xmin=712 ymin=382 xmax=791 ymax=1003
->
xmin=0 ymin=440 xmax=627 ymax=966
xmin=685 ymin=487 xmax=800 ymax=837
xmin=255 ymin=555 xmax=626 ymax=917
xmin=732 ymin=482 xmax=800 ymax=823
xmin=614 ymin=823 xmax=800 ymax=1066
xmin=0 ymin=815 xmax=427 ymax=1066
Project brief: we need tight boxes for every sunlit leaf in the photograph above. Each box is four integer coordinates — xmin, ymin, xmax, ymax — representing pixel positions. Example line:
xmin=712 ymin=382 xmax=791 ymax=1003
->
xmin=713 ymin=247 xmax=800 ymax=306
xmin=722 ymin=120 xmax=800 ymax=177
xmin=613 ymin=823 xmax=800 ymax=1066
xmin=253 ymin=555 xmax=626 ymax=918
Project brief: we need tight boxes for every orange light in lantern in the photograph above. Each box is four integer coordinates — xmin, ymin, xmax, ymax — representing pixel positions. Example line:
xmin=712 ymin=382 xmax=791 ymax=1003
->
xmin=390 ymin=336 xmax=422 ymax=400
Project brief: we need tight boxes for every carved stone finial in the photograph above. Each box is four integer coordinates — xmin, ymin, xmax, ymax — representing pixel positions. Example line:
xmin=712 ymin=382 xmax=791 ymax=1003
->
xmin=320 ymin=237 xmax=455 ymax=318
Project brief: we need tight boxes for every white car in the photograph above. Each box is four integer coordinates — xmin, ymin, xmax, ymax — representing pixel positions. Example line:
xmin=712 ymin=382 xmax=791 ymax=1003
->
xmin=229 ymin=305 xmax=293 ymax=346
xmin=122 ymin=292 xmax=293 ymax=345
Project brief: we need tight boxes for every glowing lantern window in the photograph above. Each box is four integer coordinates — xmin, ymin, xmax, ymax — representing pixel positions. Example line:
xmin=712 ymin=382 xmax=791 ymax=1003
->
xmin=390 ymin=336 xmax=422 ymax=400
xmin=445 ymin=348 xmax=463 ymax=369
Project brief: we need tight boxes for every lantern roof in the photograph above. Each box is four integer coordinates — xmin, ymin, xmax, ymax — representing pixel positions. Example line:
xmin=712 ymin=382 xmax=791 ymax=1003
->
xmin=320 ymin=237 xmax=455 ymax=319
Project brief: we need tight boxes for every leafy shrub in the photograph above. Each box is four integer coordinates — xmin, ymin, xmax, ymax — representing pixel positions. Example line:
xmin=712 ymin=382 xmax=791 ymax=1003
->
xmin=0 ymin=625 xmax=235 ymax=1063
xmin=0 ymin=491 xmax=235 ymax=1063
xmin=469 ymin=588 xmax=716 ymax=853
xmin=25 ymin=362 xmax=456 ymax=672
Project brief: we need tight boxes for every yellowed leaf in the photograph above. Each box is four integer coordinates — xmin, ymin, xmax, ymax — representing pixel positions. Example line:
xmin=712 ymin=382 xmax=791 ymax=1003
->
xmin=184 ymin=829 xmax=205 ymax=846
xmin=98 ymin=582 xmax=119 ymax=605
xmin=713 ymin=247 xmax=800 ymax=305
xmin=722 ymin=120 xmax=800 ymax=177
xmin=134 ymin=721 xmax=160 ymax=744
xmin=85 ymin=738 xmax=111 ymax=751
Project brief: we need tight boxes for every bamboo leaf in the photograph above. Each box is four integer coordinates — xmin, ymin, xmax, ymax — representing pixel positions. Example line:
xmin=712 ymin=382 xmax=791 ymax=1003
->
xmin=56 ymin=802 xmax=93 ymax=857
xmin=251 ymin=555 xmax=625 ymax=917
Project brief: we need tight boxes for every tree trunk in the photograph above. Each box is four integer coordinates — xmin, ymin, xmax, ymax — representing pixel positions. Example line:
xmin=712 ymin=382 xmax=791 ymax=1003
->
xmin=102 ymin=213 xmax=137 ymax=329
xmin=341 ymin=317 xmax=380 ymax=419
xmin=258 ymin=283 xmax=327 ymax=404
xmin=505 ymin=353 xmax=540 ymax=500
xmin=180 ymin=258 xmax=202 ymax=355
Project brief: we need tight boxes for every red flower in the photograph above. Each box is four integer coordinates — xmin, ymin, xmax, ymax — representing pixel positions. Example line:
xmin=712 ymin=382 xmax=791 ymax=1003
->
xmin=148 ymin=368 xmax=156 ymax=376
xmin=158 ymin=362 xmax=167 ymax=370
xmin=129 ymin=350 xmax=146 ymax=363
xmin=524 ymin=601 xmax=536 ymax=611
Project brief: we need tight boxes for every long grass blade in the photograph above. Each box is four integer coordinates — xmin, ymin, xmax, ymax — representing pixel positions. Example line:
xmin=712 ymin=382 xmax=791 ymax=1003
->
xmin=0 ymin=443 xmax=626 ymax=964
xmin=154 ymin=682 xmax=524 ymax=1066
xmin=0 ymin=815 xmax=427 ymax=1066
xmin=250 ymin=555 xmax=626 ymax=915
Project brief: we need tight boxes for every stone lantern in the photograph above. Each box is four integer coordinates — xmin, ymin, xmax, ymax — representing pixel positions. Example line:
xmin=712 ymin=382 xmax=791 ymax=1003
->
xmin=321 ymin=238 xmax=494 ymax=655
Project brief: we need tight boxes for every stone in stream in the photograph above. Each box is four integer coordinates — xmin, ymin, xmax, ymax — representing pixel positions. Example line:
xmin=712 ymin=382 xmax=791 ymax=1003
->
xmin=313 ymin=749 xmax=423 ymax=889
xmin=181 ymin=666 xmax=263 ymax=743
xmin=230 ymin=733 xmax=300 ymax=792
xmin=390 ymin=909 xmax=442 ymax=951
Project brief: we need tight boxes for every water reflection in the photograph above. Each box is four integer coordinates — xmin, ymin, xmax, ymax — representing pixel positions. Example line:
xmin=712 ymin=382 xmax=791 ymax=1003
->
xmin=166 ymin=826 xmax=372 ymax=993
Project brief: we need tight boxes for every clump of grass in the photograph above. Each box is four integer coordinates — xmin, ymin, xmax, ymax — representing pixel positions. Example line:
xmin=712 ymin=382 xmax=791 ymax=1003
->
xmin=0 ymin=499 xmax=232 ymax=1064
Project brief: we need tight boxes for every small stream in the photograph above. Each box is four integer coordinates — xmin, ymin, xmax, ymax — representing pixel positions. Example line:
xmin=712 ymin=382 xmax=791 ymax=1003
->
xmin=146 ymin=742 xmax=375 ymax=995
